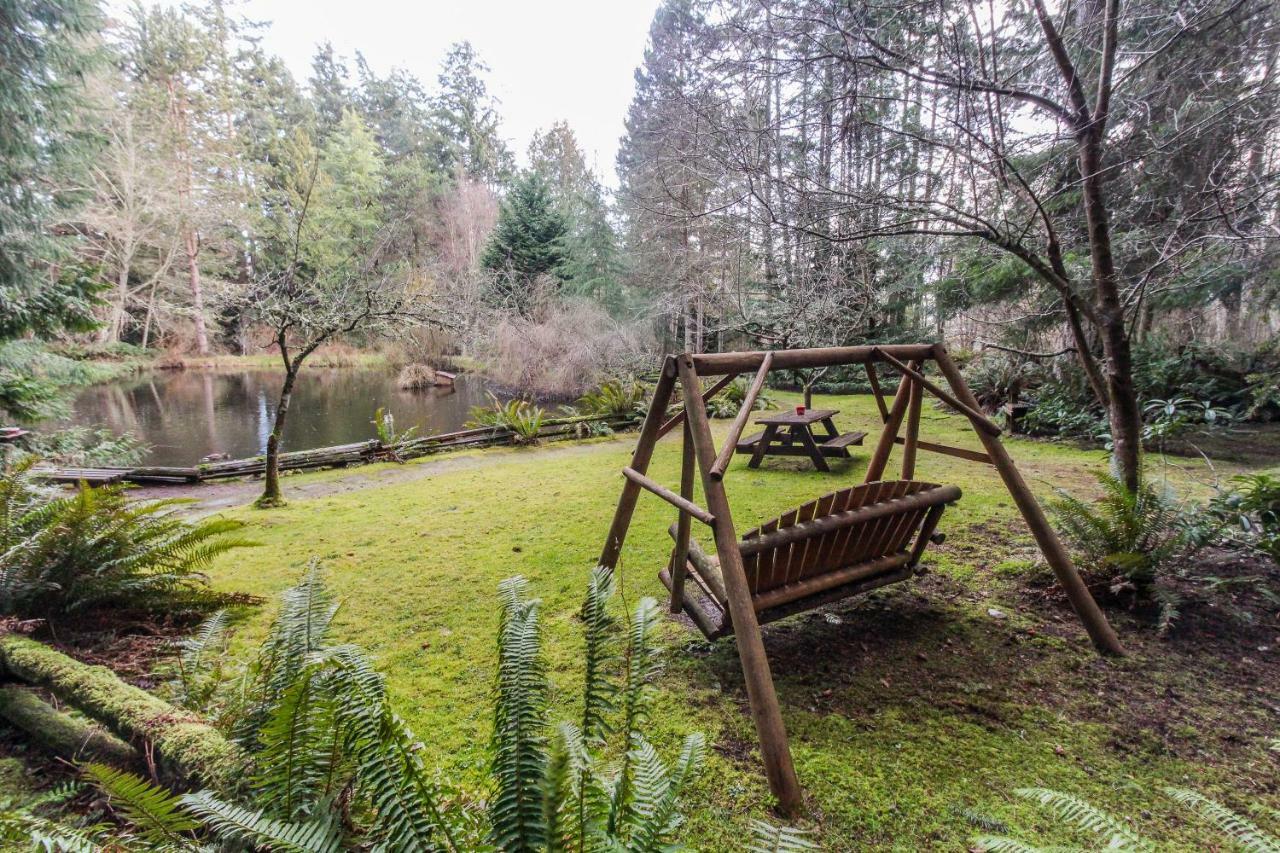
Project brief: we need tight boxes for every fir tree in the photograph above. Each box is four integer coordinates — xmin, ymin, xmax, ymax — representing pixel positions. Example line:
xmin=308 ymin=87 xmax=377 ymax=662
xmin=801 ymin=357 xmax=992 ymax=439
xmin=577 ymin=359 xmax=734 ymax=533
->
xmin=481 ymin=172 xmax=570 ymax=315
xmin=0 ymin=0 xmax=103 ymax=341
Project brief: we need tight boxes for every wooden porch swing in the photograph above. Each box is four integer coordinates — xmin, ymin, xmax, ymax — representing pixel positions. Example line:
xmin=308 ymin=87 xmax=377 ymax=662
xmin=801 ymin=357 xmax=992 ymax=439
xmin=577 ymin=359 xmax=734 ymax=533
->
xmin=596 ymin=344 xmax=1123 ymax=815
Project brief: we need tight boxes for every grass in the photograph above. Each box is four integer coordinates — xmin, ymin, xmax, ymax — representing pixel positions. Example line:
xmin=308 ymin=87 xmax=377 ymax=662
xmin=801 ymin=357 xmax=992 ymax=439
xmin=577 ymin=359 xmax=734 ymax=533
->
xmin=201 ymin=390 xmax=1277 ymax=850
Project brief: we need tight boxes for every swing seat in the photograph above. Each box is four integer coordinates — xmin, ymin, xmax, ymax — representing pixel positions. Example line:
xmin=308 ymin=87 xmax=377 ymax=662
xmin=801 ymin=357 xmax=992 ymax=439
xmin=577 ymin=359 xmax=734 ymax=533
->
xmin=659 ymin=480 xmax=960 ymax=640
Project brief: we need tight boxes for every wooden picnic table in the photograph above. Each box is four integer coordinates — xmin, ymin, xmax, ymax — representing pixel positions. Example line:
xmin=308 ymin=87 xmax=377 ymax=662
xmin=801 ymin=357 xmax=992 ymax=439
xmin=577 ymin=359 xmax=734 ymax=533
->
xmin=734 ymin=408 xmax=866 ymax=472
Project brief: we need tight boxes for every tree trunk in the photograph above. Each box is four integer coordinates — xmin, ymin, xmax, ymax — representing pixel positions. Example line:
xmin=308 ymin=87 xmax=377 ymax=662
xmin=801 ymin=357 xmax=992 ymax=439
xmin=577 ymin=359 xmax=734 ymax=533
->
xmin=186 ymin=228 xmax=210 ymax=355
xmin=1078 ymin=131 xmax=1142 ymax=491
xmin=99 ymin=262 xmax=131 ymax=345
xmin=258 ymin=363 xmax=300 ymax=506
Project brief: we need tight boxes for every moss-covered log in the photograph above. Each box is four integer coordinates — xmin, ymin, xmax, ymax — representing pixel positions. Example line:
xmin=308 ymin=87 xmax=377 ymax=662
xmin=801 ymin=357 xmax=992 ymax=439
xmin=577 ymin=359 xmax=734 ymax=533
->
xmin=0 ymin=685 xmax=140 ymax=769
xmin=0 ymin=635 xmax=244 ymax=788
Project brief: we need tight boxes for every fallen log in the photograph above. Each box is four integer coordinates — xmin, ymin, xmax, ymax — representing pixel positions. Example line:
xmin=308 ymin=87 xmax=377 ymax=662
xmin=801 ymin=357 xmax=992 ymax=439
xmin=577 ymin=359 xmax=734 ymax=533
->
xmin=0 ymin=635 xmax=244 ymax=789
xmin=0 ymin=685 xmax=141 ymax=770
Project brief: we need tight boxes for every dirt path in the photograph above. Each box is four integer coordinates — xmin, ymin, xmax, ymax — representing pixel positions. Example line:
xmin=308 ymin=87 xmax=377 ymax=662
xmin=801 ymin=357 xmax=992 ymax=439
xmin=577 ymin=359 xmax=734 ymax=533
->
xmin=128 ymin=439 xmax=623 ymax=516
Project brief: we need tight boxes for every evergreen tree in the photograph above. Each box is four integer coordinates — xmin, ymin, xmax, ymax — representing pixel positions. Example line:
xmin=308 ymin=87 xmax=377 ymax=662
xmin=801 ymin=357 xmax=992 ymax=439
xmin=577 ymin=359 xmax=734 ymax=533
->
xmin=308 ymin=41 xmax=349 ymax=139
xmin=433 ymin=42 xmax=514 ymax=185
xmin=528 ymin=122 xmax=624 ymax=312
xmin=481 ymin=172 xmax=570 ymax=315
xmin=0 ymin=0 xmax=103 ymax=340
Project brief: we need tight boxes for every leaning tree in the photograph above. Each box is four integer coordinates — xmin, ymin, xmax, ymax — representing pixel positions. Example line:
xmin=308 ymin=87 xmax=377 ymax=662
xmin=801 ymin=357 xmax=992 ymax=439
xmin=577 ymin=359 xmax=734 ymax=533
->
xmin=668 ymin=0 xmax=1280 ymax=491
xmin=236 ymin=119 xmax=445 ymax=507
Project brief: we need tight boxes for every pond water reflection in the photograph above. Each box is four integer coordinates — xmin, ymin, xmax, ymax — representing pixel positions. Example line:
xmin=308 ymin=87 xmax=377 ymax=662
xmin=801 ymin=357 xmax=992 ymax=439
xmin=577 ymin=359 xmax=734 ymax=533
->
xmin=57 ymin=369 xmax=503 ymax=467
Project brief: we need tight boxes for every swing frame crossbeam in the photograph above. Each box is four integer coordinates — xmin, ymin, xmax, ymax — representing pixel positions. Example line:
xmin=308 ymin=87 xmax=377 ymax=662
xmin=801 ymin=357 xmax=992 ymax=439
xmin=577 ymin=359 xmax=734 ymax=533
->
xmin=596 ymin=343 xmax=1122 ymax=816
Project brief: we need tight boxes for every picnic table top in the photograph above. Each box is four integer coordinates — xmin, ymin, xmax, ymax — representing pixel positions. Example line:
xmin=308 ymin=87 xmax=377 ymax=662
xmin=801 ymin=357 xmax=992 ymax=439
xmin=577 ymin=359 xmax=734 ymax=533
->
xmin=755 ymin=408 xmax=839 ymax=427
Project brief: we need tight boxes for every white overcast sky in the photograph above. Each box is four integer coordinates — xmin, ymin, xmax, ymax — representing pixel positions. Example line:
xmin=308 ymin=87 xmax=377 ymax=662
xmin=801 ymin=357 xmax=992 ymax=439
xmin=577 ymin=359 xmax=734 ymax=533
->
xmin=117 ymin=0 xmax=662 ymax=187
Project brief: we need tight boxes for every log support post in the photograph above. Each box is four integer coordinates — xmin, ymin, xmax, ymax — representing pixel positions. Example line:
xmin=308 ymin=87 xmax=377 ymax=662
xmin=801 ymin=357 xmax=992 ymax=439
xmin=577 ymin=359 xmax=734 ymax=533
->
xmin=600 ymin=358 xmax=677 ymax=569
xmin=864 ymin=360 xmax=919 ymax=483
xmin=931 ymin=344 xmax=1124 ymax=655
xmin=676 ymin=354 xmax=803 ymax=816
xmin=668 ymin=422 xmax=696 ymax=613
xmin=902 ymin=375 xmax=922 ymax=480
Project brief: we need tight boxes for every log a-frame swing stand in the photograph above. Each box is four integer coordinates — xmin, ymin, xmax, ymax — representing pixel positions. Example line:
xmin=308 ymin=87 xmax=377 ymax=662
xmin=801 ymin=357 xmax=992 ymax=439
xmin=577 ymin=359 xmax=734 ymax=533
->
xmin=597 ymin=344 xmax=1123 ymax=815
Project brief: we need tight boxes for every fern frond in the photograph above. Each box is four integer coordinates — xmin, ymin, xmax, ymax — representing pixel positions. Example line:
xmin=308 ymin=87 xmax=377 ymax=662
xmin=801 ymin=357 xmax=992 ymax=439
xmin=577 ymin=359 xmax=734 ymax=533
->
xmin=252 ymin=664 xmax=342 ymax=820
xmin=324 ymin=645 xmax=457 ymax=852
xmin=611 ymin=595 xmax=662 ymax=833
xmin=956 ymin=806 xmax=1010 ymax=834
xmin=747 ymin=818 xmax=822 ymax=851
xmin=1166 ymin=787 xmax=1280 ymax=853
xmin=0 ymin=810 xmax=116 ymax=853
xmin=1015 ymin=788 xmax=1153 ymax=851
xmin=237 ymin=560 xmax=339 ymax=741
xmin=542 ymin=724 xmax=576 ymax=853
xmin=490 ymin=575 xmax=549 ymax=852
xmin=579 ymin=565 xmax=619 ymax=744
xmin=180 ymin=789 xmax=343 ymax=852
xmin=553 ymin=722 xmax=610 ymax=852
xmin=82 ymin=762 xmax=199 ymax=846
xmin=616 ymin=733 xmax=707 ymax=852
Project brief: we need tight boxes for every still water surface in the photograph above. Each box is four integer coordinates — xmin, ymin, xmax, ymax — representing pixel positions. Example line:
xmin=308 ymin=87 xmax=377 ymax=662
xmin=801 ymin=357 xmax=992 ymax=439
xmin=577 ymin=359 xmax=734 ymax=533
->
xmin=59 ymin=369 xmax=502 ymax=467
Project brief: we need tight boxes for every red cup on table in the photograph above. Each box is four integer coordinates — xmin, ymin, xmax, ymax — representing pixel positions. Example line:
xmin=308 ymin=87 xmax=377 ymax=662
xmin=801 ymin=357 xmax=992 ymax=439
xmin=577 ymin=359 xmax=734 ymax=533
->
xmin=795 ymin=404 xmax=806 ymax=415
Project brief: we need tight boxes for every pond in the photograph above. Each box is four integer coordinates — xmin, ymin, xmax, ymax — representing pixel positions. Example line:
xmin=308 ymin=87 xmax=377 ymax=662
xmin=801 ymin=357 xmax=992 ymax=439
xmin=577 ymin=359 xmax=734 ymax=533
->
xmin=56 ymin=368 xmax=508 ymax=467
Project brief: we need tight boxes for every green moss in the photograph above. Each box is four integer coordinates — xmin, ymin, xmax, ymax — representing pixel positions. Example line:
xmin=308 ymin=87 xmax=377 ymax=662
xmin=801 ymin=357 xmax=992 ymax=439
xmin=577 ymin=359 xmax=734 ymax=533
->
xmin=201 ymin=391 xmax=1274 ymax=850
xmin=0 ymin=636 xmax=244 ymax=789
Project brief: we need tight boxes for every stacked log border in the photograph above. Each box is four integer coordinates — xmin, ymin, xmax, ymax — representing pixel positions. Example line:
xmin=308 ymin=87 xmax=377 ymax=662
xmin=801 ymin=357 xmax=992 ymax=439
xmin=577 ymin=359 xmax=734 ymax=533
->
xmin=32 ymin=412 xmax=640 ymax=487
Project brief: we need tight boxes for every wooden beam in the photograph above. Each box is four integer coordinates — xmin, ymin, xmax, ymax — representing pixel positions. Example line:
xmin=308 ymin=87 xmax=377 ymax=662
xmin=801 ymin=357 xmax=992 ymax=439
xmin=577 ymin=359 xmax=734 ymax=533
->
xmin=599 ymin=358 xmax=676 ymax=569
xmin=893 ymin=437 xmax=993 ymax=465
xmin=658 ymin=567 xmax=728 ymax=639
xmin=711 ymin=352 xmax=773 ymax=480
xmin=752 ymin=567 xmax=914 ymax=631
xmin=863 ymin=361 xmax=917 ymax=483
xmin=622 ymin=467 xmax=715 ymax=525
xmin=668 ymin=422 xmax=696 ymax=613
xmin=691 ymin=344 xmax=938 ymax=376
xmin=875 ymin=349 xmax=1003 ymax=437
xmin=667 ymin=521 xmax=728 ymax=604
xmin=865 ymin=363 xmax=890 ymax=421
xmin=656 ymin=372 xmax=739 ymax=440
xmin=901 ymin=376 xmax=922 ymax=479
xmin=750 ymin=552 xmax=913 ymax=611
xmin=931 ymin=344 xmax=1124 ymax=656
xmin=676 ymin=355 xmax=803 ymax=816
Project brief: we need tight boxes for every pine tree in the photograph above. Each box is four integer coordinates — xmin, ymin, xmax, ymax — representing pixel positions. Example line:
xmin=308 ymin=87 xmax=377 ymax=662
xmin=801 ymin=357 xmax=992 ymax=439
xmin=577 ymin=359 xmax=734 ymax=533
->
xmin=481 ymin=172 xmax=570 ymax=315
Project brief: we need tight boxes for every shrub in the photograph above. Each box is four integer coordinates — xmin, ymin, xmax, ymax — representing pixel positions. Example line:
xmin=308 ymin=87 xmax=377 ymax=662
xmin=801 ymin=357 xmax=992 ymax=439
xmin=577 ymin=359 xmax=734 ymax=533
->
xmin=476 ymin=300 xmax=655 ymax=397
xmin=1217 ymin=473 xmax=1280 ymax=564
xmin=961 ymin=351 xmax=1045 ymax=412
xmin=1022 ymin=382 xmax=1104 ymax=439
xmin=574 ymin=378 xmax=648 ymax=418
xmin=1052 ymin=472 xmax=1198 ymax=599
xmin=396 ymin=362 xmax=439 ymax=390
xmin=370 ymin=407 xmax=420 ymax=461
xmin=0 ymin=459 xmax=253 ymax=617
xmin=11 ymin=425 xmax=147 ymax=468
xmin=705 ymin=377 xmax=777 ymax=418
xmin=468 ymin=393 xmax=545 ymax=444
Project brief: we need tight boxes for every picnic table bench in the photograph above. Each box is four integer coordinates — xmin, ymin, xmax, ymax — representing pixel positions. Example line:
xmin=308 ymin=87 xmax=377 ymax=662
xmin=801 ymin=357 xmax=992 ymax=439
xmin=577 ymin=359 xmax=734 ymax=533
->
xmin=734 ymin=408 xmax=866 ymax=472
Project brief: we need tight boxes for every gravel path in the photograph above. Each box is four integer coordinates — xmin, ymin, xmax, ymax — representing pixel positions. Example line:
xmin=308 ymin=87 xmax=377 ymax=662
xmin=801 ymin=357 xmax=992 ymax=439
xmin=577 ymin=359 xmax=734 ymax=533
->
xmin=127 ymin=438 xmax=622 ymax=516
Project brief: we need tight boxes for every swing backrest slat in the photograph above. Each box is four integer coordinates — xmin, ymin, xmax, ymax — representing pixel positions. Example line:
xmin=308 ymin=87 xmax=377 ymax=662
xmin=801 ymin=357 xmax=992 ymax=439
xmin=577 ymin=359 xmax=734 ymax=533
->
xmin=739 ymin=480 xmax=957 ymax=597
